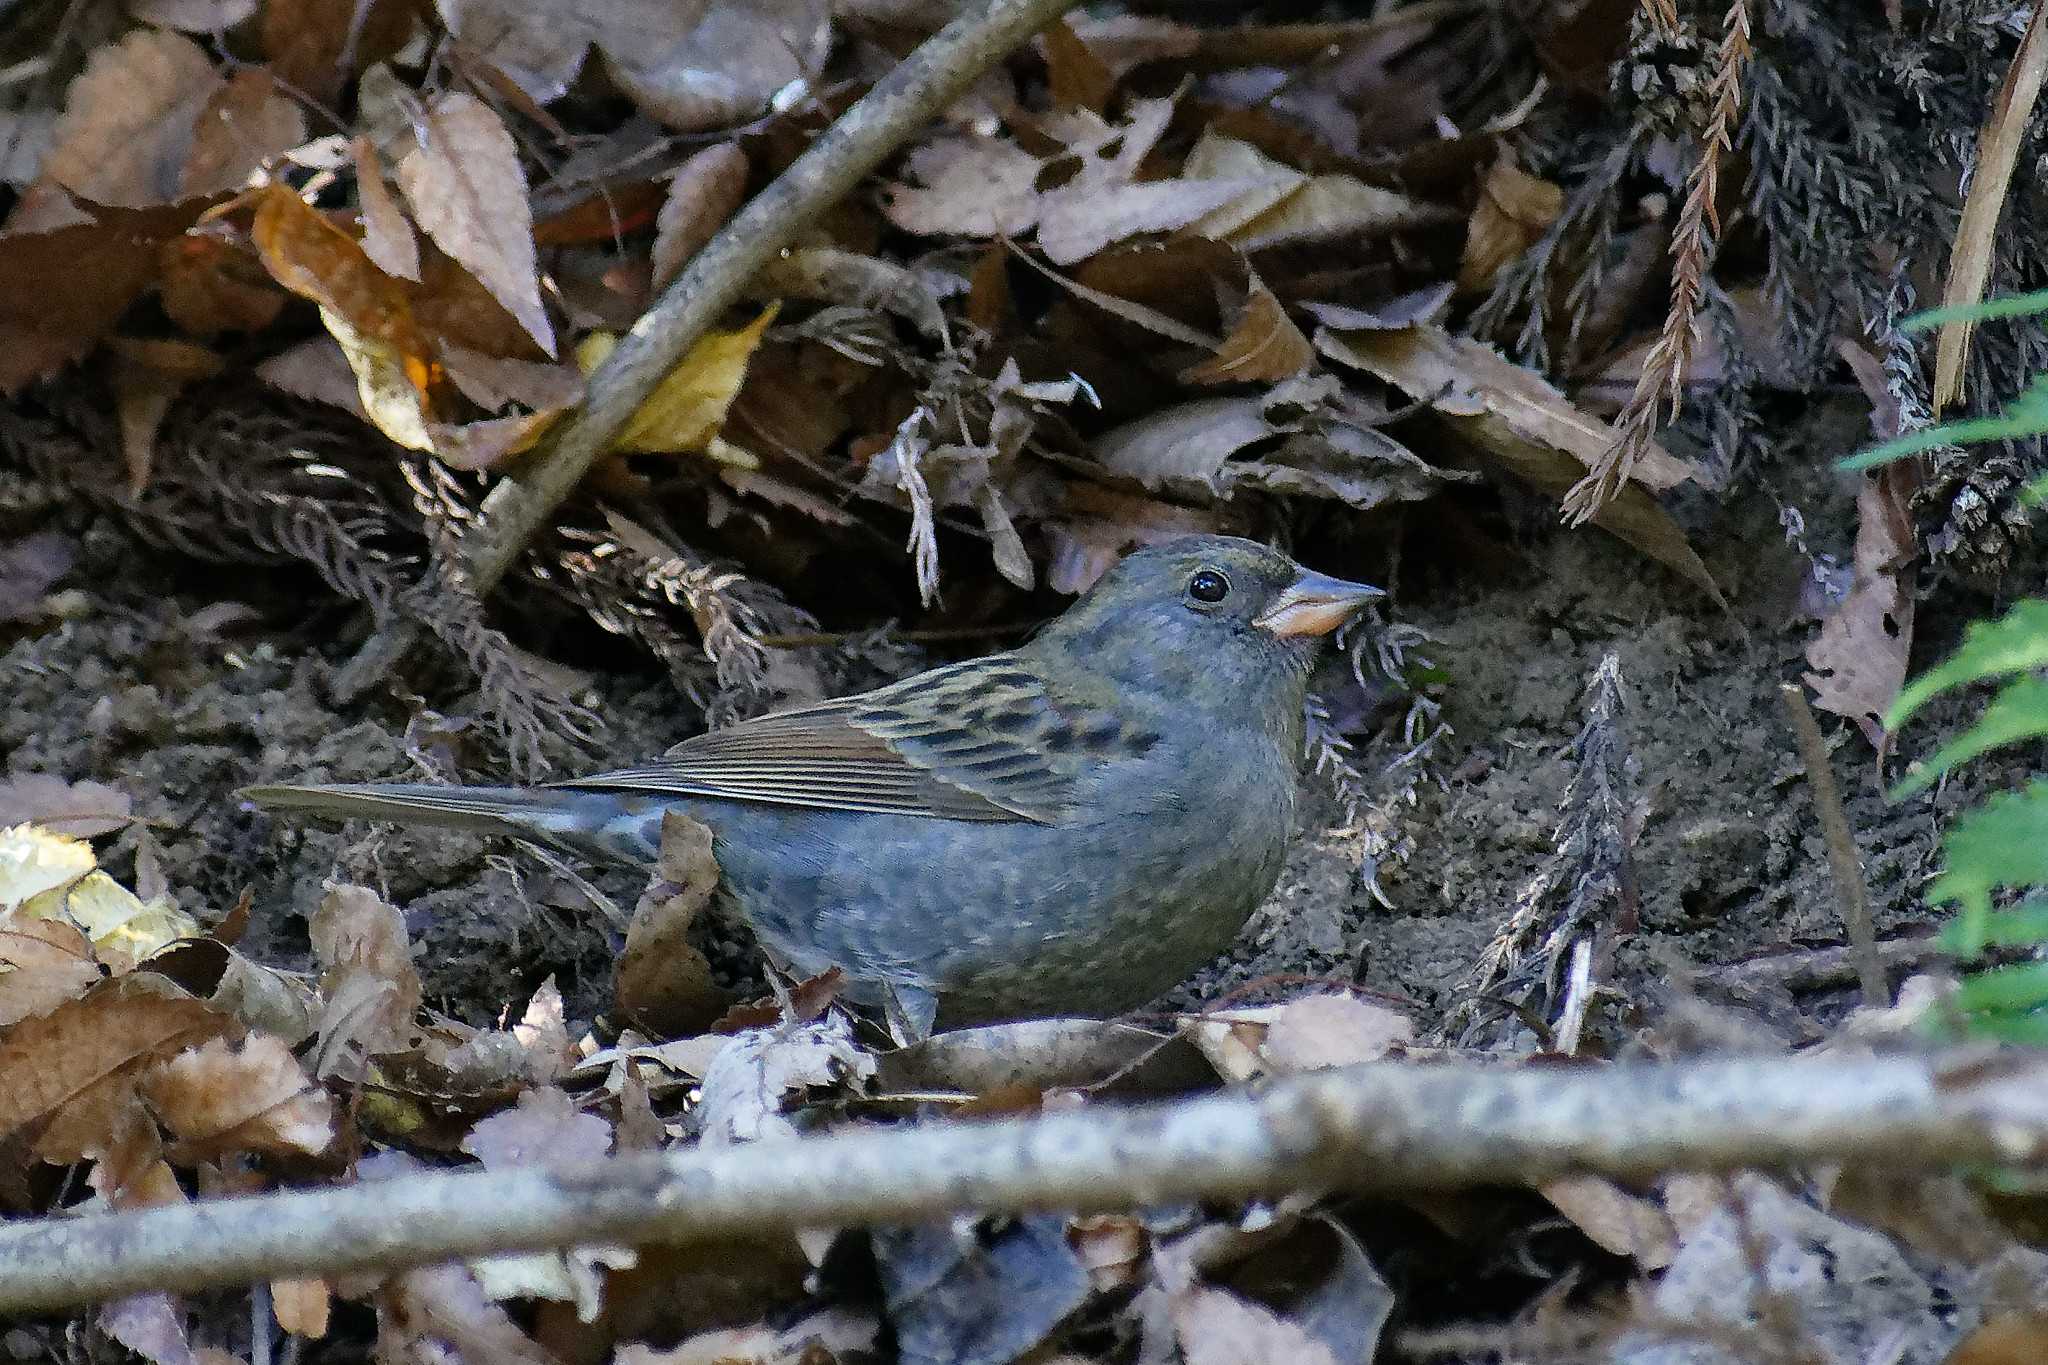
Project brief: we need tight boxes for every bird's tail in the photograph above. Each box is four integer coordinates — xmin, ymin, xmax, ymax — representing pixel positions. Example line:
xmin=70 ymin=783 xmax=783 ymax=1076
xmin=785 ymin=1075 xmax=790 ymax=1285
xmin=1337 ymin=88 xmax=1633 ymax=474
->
xmin=240 ymin=782 xmax=659 ymax=865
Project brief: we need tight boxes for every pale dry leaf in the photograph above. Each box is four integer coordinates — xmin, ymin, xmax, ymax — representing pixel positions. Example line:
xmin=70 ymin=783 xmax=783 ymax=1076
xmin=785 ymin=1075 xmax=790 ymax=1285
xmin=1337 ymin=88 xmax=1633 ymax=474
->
xmin=44 ymin=28 xmax=219 ymax=207
xmin=142 ymin=1033 xmax=334 ymax=1159
xmin=270 ymin=1277 xmax=331 ymax=1339
xmin=397 ymin=92 xmax=554 ymax=354
xmin=0 ymin=915 xmax=102 ymax=1027
xmin=1172 ymin=1285 xmax=1340 ymax=1365
xmin=441 ymin=346 xmax=584 ymax=412
xmin=127 ymin=0 xmax=260 ymax=31
xmin=0 ymin=773 xmax=132 ymax=837
xmin=0 ymin=823 xmax=97 ymax=910
xmin=1259 ymin=992 xmax=1413 ymax=1072
xmin=880 ymin=134 xmax=1042 ymax=239
xmin=380 ymin=1262 xmax=557 ymax=1365
xmin=461 ymin=1086 xmax=612 ymax=1169
xmin=352 ymin=135 xmax=419 ymax=280
xmin=652 ymin=142 xmax=748 ymax=291
xmin=511 ymin=975 xmax=574 ymax=1083
xmin=141 ymin=937 xmax=320 ymax=1045
xmin=436 ymin=0 xmax=591 ymax=104
xmin=1316 ymin=324 xmax=1725 ymax=603
xmin=31 ymin=870 xmax=199 ymax=971
xmin=255 ymin=336 xmax=365 ymax=414
xmin=1182 ymin=131 xmax=1443 ymax=251
xmin=100 ymin=1291 xmax=194 ymax=1365
xmin=308 ymin=883 xmax=420 ymax=1053
xmin=698 ymin=1013 xmax=875 ymax=1146
xmin=180 ymin=69 xmax=305 ymax=197
xmin=1540 ymin=1174 xmax=1678 ymax=1268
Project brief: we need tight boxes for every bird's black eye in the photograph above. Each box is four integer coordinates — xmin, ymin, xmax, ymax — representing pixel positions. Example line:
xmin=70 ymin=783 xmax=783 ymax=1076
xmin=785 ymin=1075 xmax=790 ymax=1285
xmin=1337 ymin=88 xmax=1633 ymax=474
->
xmin=1187 ymin=569 xmax=1230 ymax=604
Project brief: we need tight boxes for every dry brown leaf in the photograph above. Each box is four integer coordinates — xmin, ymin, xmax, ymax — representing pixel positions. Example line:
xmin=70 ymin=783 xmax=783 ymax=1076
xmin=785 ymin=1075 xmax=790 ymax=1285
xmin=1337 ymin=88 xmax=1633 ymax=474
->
xmin=180 ymin=69 xmax=305 ymax=198
xmin=1042 ymin=18 xmax=1114 ymax=115
xmin=1804 ymin=468 xmax=1916 ymax=747
xmin=1044 ymin=483 xmax=1217 ymax=594
xmin=271 ymin=1277 xmax=331 ymax=1339
xmin=100 ymin=1291 xmax=194 ymax=1365
xmin=0 ymin=916 xmax=103 ymax=1028
xmin=378 ymin=1262 xmax=557 ymax=1365
xmin=110 ymin=336 xmax=225 ymax=495
xmin=1948 ymin=1313 xmax=2048 ymax=1365
xmin=0 ymin=975 xmax=236 ymax=1163
xmin=1181 ymin=275 xmax=1313 ymax=385
xmin=43 ymin=29 xmax=218 ymax=207
xmin=352 ymin=135 xmax=419 ymax=281
xmin=751 ymin=246 xmax=949 ymax=343
xmin=462 ymin=1086 xmax=611 ymax=1168
xmin=255 ymin=336 xmax=363 ymax=414
xmin=1458 ymin=151 xmax=1564 ymax=294
xmin=159 ymin=230 xmax=286 ymax=337
xmin=251 ymin=181 xmax=436 ymax=386
xmin=1315 ymin=323 xmax=1725 ymax=603
xmin=652 ymin=142 xmax=749 ymax=292
xmin=0 ymin=773 xmax=133 ymax=837
xmin=142 ymin=1033 xmax=334 ymax=1160
xmin=1539 ymin=1174 xmax=1678 ymax=1268
xmin=261 ymin=0 xmax=415 ymax=104
xmin=0 ymin=198 xmax=213 ymax=394
xmin=396 ymin=92 xmax=554 ymax=355
xmin=616 ymin=811 xmax=728 ymax=1035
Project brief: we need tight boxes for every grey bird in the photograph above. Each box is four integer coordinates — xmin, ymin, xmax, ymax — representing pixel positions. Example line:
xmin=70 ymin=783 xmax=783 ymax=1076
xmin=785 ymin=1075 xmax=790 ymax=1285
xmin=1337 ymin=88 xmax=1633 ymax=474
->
xmin=245 ymin=535 xmax=1382 ymax=1038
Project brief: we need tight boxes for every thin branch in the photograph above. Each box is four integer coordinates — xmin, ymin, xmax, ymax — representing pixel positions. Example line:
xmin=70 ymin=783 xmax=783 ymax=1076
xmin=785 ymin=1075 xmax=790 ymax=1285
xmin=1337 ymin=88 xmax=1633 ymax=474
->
xmin=463 ymin=0 xmax=1081 ymax=593
xmin=3 ymin=1052 xmax=2045 ymax=1313
xmin=1777 ymin=685 xmax=1887 ymax=1008
xmin=338 ymin=0 xmax=1082 ymax=692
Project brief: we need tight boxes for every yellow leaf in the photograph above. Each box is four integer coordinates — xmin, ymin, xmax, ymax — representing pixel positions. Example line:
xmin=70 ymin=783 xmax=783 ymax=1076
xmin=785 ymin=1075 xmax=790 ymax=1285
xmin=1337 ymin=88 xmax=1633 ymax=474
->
xmin=0 ymin=825 xmax=96 ymax=911
xmin=580 ymin=304 xmax=777 ymax=461
xmin=319 ymin=304 xmax=434 ymax=451
xmin=28 ymin=870 xmax=199 ymax=969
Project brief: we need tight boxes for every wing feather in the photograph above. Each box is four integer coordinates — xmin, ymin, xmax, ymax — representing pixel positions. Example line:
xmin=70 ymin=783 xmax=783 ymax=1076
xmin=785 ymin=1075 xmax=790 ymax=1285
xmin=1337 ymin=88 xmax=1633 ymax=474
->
xmin=552 ymin=655 xmax=1152 ymax=823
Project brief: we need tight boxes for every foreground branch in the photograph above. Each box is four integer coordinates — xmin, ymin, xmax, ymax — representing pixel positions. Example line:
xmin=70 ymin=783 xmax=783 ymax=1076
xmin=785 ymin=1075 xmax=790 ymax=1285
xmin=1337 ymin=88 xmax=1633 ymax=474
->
xmin=3 ymin=1052 xmax=2044 ymax=1313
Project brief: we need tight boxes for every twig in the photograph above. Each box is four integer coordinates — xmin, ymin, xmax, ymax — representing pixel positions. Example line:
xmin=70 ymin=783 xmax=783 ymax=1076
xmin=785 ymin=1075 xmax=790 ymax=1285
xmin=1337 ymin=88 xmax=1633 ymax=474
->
xmin=1777 ymin=685 xmax=1887 ymax=1007
xmin=1930 ymin=0 xmax=2048 ymax=412
xmin=2 ymin=1051 xmax=2044 ymax=1312
xmin=1709 ymin=935 xmax=1941 ymax=996
xmin=338 ymin=0 xmax=1083 ymax=690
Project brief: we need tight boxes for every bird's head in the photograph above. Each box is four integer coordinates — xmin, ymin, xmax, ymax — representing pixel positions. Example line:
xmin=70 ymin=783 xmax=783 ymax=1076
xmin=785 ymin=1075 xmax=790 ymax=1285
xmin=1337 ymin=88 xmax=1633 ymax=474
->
xmin=1031 ymin=535 xmax=1383 ymax=722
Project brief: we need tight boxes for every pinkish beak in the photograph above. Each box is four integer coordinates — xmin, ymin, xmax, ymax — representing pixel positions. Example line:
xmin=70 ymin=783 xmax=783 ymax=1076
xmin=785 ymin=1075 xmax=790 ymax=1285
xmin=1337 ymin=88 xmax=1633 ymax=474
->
xmin=1253 ymin=568 xmax=1384 ymax=638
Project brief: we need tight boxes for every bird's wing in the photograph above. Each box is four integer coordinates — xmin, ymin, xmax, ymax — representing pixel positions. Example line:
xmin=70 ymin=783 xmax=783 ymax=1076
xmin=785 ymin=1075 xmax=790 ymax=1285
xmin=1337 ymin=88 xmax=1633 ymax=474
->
xmin=556 ymin=656 xmax=1157 ymax=824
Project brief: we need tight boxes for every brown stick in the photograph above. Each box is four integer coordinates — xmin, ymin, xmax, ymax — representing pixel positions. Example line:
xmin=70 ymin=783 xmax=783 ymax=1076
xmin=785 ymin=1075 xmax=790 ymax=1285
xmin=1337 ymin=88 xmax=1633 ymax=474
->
xmin=334 ymin=0 xmax=1081 ymax=696
xmin=1777 ymin=684 xmax=1888 ymax=1007
xmin=2 ymin=1051 xmax=2044 ymax=1312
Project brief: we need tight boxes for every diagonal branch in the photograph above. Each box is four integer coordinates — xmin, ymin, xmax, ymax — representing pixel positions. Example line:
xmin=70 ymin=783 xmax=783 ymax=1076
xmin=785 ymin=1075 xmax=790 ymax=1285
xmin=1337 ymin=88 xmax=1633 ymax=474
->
xmin=1 ymin=1051 xmax=2043 ymax=1313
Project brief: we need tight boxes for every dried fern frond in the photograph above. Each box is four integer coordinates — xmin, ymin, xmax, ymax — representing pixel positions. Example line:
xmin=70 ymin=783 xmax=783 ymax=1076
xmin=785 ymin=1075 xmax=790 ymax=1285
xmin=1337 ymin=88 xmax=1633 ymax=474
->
xmin=1565 ymin=0 xmax=1751 ymax=525
xmin=399 ymin=459 xmax=598 ymax=779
